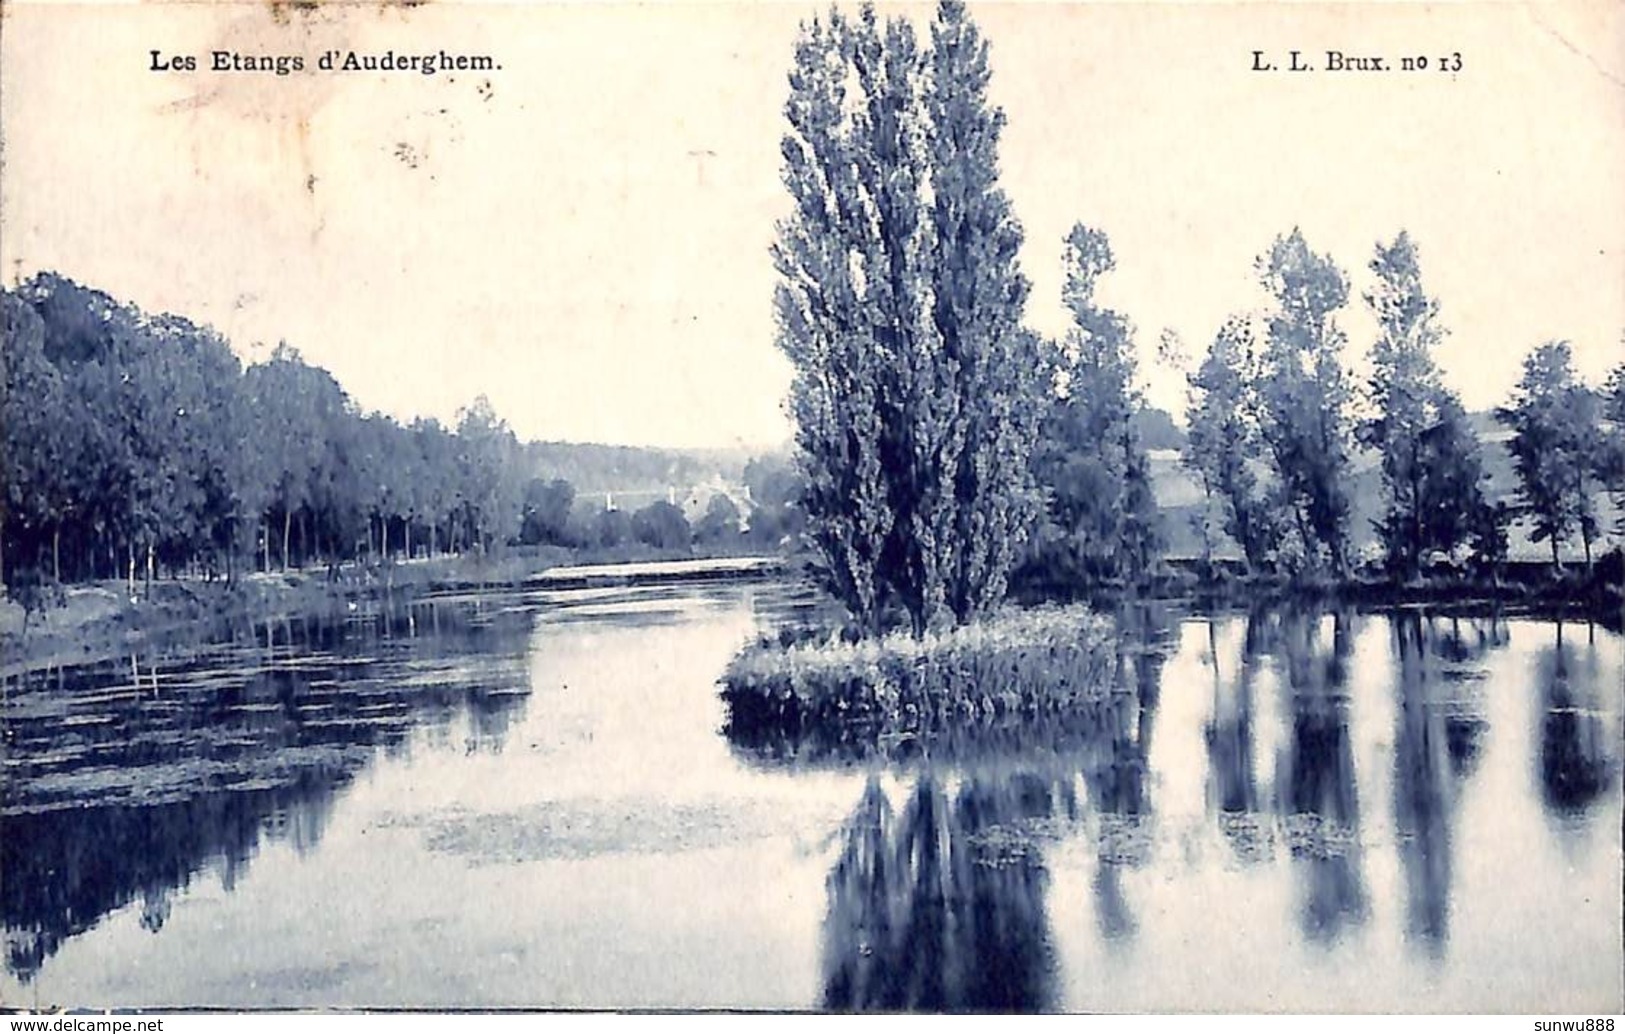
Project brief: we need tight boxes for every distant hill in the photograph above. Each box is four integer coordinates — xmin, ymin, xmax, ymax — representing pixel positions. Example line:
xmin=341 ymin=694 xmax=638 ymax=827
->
xmin=523 ymin=441 xmax=768 ymax=497
xmin=1134 ymin=406 xmax=1187 ymax=451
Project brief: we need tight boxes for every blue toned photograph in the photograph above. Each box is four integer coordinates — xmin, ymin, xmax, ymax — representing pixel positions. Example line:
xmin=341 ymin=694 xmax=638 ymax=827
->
xmin=1 ymin=0 xmax=1620 ymax=1016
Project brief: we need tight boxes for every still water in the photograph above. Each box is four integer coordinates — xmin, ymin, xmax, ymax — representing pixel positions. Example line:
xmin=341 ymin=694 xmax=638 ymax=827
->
xmin=2 ymin=584 xmax=1620 ymax=1011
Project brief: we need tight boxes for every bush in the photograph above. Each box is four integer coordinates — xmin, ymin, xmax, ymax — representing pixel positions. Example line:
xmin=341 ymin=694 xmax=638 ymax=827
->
xmin=631 ymin=500 xmax=691 ymax=551
xmin=694 ymin=494 xmax=743 ymax=544
xmin=721 ymin=605 xmax=1121 ymax=747
xmin=592 ymin=508 xmax=634 ymax=550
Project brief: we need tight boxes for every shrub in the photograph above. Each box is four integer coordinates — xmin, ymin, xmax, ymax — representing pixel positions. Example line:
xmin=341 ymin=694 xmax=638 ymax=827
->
xmin=631 ymin=500 xmax=691 ymax=551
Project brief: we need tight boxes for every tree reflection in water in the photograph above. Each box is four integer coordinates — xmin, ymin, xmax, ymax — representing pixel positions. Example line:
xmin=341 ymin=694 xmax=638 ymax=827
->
xmin=1538 ymin=622 xmax=1618 ymax=819
xmin=1392 ymin=614 xmax=1462 ymax=955
xmin=818 ymin=604 xmax=1172 ymax=1010
xmin=1085 ymin=602 xmax=1164 ymax=943
xmin=821 ymin=770 xmax=1061 ymax=1012
xmin=1272 ymin=608 xmax=1368 ymax=945
xmin=1 ymin=597 xmax=534 ymax=985
xmin=1204 ymin=611 xmax=1270 ymax=864
xmin=2 ymin=782 xmax=341 ymax=983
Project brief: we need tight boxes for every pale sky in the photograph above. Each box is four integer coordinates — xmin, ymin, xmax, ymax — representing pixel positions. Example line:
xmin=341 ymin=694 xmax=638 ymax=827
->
xmin=3 ymin=1 xmax=1621 ymax=448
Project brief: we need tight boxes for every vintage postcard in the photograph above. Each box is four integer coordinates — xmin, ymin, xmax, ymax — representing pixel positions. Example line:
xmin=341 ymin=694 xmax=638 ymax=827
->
xmin=1 ymin=0 xmax=1621 ymax=1016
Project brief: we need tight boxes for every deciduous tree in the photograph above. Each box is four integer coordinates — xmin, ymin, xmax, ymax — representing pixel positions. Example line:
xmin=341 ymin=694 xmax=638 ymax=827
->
xmin=1499 ymin=342 xmax=1603 ymax=571
xmin=1256 ymin=228 xmax=1355 ymax=576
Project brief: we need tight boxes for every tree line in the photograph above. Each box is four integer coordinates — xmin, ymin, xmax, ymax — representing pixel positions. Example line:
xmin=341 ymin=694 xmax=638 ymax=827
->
xmin=1183 ymin=231 xmax=1624 ymax=580
xmin=1 ymin=273 xmax=802 ymax=601
xmin=773 ymin=1 xmax=1624 ymax=636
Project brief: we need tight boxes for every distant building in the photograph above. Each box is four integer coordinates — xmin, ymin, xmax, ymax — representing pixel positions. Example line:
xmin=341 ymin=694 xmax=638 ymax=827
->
xmin=681 ymin=474 xmax=753 ymax=527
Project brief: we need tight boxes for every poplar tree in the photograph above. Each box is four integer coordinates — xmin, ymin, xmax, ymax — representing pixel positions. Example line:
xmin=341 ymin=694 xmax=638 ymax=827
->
xmin=772 ymin=10 xmax=895 ymax=633
xmin=771 ymin=1 xmax=1044 ymax=634
xmin=924 ymin=0 xmax=1045 ymax=620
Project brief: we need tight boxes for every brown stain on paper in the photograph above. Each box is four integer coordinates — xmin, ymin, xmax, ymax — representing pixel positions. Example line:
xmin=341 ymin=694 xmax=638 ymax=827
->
xmin=157 ymin=0 xmax=443 ymax=241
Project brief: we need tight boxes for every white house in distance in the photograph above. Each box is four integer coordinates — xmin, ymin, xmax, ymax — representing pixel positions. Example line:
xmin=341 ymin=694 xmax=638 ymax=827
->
xmin=599 ymin=475 xmax=754 ymax=527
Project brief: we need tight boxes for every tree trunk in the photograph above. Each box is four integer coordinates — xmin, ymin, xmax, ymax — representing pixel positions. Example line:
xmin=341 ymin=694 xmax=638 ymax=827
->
xmin=127 ymin=540 xmax=136 ymax=598
xmin=381 ymin=516 xmax=390 ymax=562
xmin=1550 ymin=535 xmax=1561 ymax=575
xmin=52 ymin=526 xmax=60 ymax=584
xmin=1293 ymin=507 xmax=1313 ymax=576
xmin=405 ymin=519 xmax=412 ymax=562
xmin=282 ymin=510 xmax=292 ymax=572
xmin=1409 ymin=459 xmax=1423 ymax=582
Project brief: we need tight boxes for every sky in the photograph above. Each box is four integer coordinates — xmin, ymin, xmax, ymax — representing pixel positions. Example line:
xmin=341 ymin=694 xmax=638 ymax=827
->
xmin=2 ymin=0 xmax=1621 ymax=449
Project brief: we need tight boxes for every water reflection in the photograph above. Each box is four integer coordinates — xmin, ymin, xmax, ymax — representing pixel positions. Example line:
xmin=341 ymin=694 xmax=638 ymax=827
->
xmin=6 ymin=584 xmax=1622 ymax=1010
xmin=1 ymin=595 xmax=534 ymax=983
xmin=1392 ymin=615 xmax=1461 ymax=955
xmin=1538 ymin=623 xmax=1618 ymax=818
xmin=817 ymin=606 xmax=1175 ymax=1010
xmin=2 ymin=782 xmax=343 ymax=982
xmin=1086 ymin=606 xmax=1166 ymax=944
xmin=1204 ymin=612 xmax=1270 ymax=863
xmin=822 ymin=770 xmax=1061 ymax=1012
xmin=1270 ymin=609 xmax=1368 ymax=945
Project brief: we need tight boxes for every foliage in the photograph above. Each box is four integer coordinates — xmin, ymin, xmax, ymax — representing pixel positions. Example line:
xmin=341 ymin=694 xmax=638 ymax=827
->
xmin=1600 ymin=363 xmax=1625 ymax=534
xmin=1255 ymin=228 xmax=1356 ymax=576
xmin=0 ymin=276 xmax=716 ymax=597
xmin=772 ymin=1 xmax=1045 ymax=635
xmin=694 ymin=494 xmax=743 ymax=543
xmin=1026 ymin=224 xmax=1161 ymax=586
xmin=742 ymin=454 xmax=807 ymax=546
xmin=589 ymin=506 xmax=635 ymax=550
xmin=1497 ymin=341 xmax=1605 ymax=569
xmin=923 ymin=0 xmax=1048 ymax=623
xmin=520 ymin=478 xmax=578 ymax=547
xmin=721 ymin=604 xmax=1119 ymax=739
xmin=1183 ymin=315 xmax=1283 ymax=570
xmin=1133 ymin=407 xmax=1186 ymax=451
xmin=1360 ymin=233 xmax=1491 ymax=576
xmin=630 ymin=500 xmax=692 ymax=551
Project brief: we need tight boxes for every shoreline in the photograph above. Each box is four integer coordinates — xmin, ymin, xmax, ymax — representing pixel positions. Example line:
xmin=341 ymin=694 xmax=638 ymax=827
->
xmin=0 ymin=551 xmax=788 ymax=679
xmin=1015 ymin=556 xmax=1624 ymax=629
xmin=3 ymin=551 xmax=1618 ymax=680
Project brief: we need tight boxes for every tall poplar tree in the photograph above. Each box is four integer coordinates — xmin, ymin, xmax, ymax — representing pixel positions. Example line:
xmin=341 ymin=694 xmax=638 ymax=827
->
xmin=772 ymin=9 xmax=895 ymax=633
xmin=924 ymin=0 xmax=1045 ymax=620
xmin=771 ymin=1 xmax=1044 ymax=634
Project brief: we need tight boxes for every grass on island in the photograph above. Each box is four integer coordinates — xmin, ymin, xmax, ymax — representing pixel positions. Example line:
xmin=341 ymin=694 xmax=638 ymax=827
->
xmin=721 ymin=604 xmax=1124 ymax=745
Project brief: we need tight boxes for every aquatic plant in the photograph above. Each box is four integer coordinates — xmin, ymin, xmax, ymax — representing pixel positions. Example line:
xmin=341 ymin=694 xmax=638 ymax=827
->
xmin=721 ymin=604 xmax=1122 ymax=745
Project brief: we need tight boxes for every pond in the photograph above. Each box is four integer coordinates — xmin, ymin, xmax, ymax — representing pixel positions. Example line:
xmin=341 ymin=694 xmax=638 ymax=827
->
xmin=1 ymin=583 xmax=1620 ymax=1011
